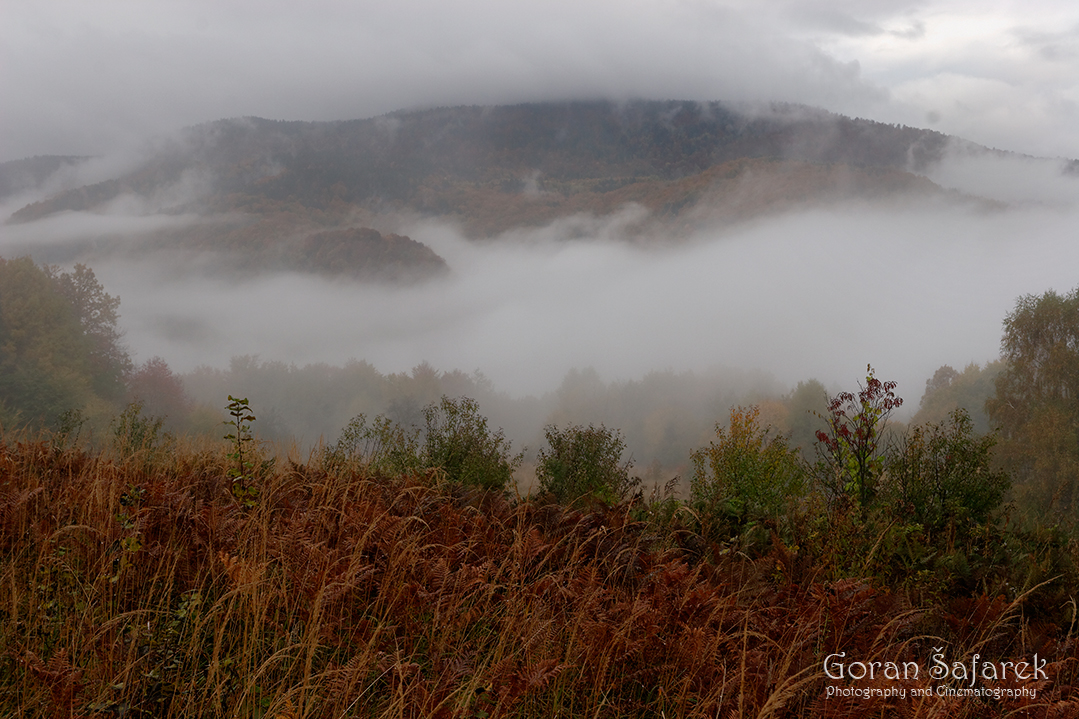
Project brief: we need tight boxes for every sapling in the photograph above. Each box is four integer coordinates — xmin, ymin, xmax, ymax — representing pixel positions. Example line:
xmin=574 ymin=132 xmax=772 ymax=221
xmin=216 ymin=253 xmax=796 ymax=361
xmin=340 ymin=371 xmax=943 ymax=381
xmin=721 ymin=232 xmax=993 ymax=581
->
xmin=224 ymin=395 xmax=259 ymax=509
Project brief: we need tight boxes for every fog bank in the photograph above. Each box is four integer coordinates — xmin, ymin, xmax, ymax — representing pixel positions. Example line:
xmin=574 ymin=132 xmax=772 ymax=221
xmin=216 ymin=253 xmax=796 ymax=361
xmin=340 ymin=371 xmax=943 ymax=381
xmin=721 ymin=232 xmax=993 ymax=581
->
xmin=2 ymin=146 xmax=1075 ymax=416
xmin=50 ymin=203 xmax=1075 ymax=407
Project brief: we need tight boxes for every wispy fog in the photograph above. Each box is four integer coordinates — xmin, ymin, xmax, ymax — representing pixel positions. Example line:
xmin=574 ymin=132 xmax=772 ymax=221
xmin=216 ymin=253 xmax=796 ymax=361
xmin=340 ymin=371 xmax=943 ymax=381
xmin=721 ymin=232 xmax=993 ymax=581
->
xmin=926 ymin=141 xmax=1079 ymax=206
xmin=7 ymin=152 xmax=1071 ymax=411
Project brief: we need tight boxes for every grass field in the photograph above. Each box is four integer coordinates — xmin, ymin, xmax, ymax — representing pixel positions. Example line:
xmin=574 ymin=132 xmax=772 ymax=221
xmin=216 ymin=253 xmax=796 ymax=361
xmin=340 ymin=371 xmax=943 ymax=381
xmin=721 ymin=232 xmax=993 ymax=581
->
xmin=3 ymin=432 xmax=1078 ymax=718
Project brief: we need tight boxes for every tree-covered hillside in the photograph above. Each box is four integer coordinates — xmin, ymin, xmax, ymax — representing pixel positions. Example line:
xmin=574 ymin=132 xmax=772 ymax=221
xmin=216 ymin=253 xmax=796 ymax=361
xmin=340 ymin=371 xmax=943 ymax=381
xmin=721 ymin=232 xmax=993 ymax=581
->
xmin=7 ymin=101 xmax=966 ymax=239
xmin=2 ymin=100 xmax=1002 ymax=284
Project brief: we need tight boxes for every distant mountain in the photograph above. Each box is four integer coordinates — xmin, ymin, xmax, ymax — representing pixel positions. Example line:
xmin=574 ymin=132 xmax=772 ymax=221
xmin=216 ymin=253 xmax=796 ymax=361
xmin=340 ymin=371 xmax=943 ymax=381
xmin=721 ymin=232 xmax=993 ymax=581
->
xmin=1 ymin=100 xmax=1032 ymax=277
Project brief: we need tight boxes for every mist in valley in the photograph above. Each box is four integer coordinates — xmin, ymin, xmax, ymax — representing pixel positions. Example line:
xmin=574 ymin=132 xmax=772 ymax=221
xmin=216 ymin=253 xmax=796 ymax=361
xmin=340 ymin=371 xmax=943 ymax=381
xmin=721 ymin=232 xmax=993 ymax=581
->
xmin=74 ymin=183 xmax=1078 ymax=403
xmin=2 ymin=142 xmax=1076 ymax=478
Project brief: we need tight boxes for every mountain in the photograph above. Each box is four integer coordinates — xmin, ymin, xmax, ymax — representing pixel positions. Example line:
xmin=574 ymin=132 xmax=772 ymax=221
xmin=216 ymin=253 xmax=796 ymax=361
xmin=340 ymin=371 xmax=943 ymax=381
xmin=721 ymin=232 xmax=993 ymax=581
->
xmin=0 ymin=100 xmax=1029 ymax=277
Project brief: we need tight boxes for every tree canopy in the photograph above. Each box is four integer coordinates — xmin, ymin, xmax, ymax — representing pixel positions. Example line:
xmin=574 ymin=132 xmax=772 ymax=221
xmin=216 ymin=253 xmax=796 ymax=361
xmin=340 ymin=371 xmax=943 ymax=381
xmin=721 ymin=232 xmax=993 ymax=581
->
xmin=0 ymin=257 xmax=131 ymax=431
xmin=988 ymin=287 xmax=1079 ymax=515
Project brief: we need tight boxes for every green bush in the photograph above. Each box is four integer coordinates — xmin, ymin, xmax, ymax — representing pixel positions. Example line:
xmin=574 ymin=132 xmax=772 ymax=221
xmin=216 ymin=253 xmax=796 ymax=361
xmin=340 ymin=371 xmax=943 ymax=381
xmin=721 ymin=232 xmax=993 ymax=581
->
xmin=324 ymin=397 xmax=520 ymax=491
xmin=690 ymin=405 xmax=806 ymax=534
xmin=536 ymin=423 xmax=638 ymax=506
xmin=112 ymin=400 xmax=168 ymax=459
xmin=421 ymin=396 xmax=522 ymax=491
xmin=322 ymin=412 xmax=423 ymax=477
xmin=884 ymin=408 xmax=1011 ymax=537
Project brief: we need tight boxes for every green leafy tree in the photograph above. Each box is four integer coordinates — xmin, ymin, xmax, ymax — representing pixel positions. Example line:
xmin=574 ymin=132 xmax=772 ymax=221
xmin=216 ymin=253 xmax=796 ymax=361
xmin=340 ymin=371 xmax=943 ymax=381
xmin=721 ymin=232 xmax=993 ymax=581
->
xmin=814 ymin=365 xmax=903 ymax=507
xmin=690 ymin=405 xmax=806 ymax=529
xmin=987 ymin=287 xmax=1079 ymax=515
xmin=0 ymin=257 xmax=96 ymax=429
xmin=783 ymin=379 xmax=830 ymax=460
xmin=536 ymin=423 xmax=638 ymax=506
xmin=0 ymin=257 xmax=134 ymax=432
xmin=914 ymin=361 xmax=1003 ymax=435
xmin=46 ymin=263 xmax=132 ymax=399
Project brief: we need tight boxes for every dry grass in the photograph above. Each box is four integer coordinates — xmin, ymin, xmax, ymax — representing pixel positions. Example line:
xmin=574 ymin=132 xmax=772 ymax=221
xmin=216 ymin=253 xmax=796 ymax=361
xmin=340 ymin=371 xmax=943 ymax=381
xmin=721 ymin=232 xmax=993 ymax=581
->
xmin=2 ymin=435 xmax=1077 ymax=718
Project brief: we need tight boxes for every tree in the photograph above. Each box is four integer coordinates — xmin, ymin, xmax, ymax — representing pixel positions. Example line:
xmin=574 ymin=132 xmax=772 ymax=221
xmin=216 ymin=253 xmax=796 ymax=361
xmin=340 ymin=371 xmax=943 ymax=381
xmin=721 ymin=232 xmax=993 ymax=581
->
xmin=46 ymin=263 xmax=132 ymax=399
xmin=128 ymin=357 xmax=192 ymax=431
xmin=814 ymin=365 xmax=903 ymax=507
xmin=421 ymin=396 xmax=523 ymax=491
xmin=924 ymin=365 xmax=960 ymax=397
xmin=913 ymin=362 xmax=1002 ymax=435
xmin=0 ymin=257 xmax=133 ymax=432
xmin=0 ymin=257 xmax=96 ymax=429
xmin=783 ymin=379 xmax=830 ymax=460
xmin=987 ymin=288 xmax=1079 ymax=515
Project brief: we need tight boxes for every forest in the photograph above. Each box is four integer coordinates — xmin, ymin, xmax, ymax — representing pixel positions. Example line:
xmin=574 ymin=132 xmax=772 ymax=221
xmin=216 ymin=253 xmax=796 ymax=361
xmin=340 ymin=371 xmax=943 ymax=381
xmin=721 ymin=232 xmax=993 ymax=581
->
xmin=2 ymin=252 xmax=1078 ymax=717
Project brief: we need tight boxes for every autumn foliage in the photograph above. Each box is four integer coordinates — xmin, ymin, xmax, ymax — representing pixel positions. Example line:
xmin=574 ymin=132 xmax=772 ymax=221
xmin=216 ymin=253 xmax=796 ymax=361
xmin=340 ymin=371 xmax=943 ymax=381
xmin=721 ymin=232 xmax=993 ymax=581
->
xmin=814 ymin=365 xmax=903 ymax=508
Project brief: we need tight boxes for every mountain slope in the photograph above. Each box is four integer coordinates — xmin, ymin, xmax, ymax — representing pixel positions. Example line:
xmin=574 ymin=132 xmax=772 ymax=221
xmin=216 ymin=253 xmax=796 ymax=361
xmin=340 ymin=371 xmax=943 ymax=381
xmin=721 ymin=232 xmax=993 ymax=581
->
xmin=1 ymin=99 xmax=1024 ymax=277
xmin=11 ymin=101 xmax=956 ymax=222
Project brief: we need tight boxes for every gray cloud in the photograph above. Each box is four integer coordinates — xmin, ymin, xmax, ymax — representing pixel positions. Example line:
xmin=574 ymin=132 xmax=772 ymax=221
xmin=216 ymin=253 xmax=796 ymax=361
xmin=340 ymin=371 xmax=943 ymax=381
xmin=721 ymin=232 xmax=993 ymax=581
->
xmin=3 ymin=0 xmax=897 ymax=160
xmin=5 ymin=1 xmax=1076 ymax=162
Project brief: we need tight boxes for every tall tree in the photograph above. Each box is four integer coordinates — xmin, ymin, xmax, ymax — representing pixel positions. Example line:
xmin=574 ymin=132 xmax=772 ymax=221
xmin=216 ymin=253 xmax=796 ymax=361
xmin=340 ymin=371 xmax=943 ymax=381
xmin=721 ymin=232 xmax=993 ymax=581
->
xmin=914 ymin=361 xmax=1003 ymax=435
xmin=987 ymin=288 xmax=1079 ymax=515
xmin=784 ymin=379 xmax=829 ymax=460
xmin=46 ymin=263 xmax=132 ymax=399
xmin=128 ymin=356 xmax=192 ymax=430
xmin=0 ymin=257 xmax=94 ymax=428
xmin=0 ymin=257 xmax=133 ymax=432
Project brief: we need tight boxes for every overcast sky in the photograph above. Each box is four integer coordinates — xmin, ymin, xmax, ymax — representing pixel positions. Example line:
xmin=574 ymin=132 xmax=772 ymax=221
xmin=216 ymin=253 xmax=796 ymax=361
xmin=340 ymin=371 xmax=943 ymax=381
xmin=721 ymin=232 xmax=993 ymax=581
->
xmin=3 ymin=0 xmax=1078 ymax=162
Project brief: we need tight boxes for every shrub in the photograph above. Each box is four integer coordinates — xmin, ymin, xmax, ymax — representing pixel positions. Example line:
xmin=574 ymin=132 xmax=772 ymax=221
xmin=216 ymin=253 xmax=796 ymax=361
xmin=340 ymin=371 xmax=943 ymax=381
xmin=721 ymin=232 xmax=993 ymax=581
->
xmin=322 ymin=412 xmax=423 ymax=477
xmin=690 ymin=405 xmax=806 ymax=533
xmin=324 ymin=396 xmax=520 ymax=490
xmin=111 ymin=400 xmax=168 ymax=459
xmin=536 ymin=423 xmax=638 ymax=506
xmin=884 ymin=408 xmax=1011 ymax=537
xmin=421 ymin=396 xmax=522 ymax=491
xmin=224 ymin=395 xmax=260 ymax=508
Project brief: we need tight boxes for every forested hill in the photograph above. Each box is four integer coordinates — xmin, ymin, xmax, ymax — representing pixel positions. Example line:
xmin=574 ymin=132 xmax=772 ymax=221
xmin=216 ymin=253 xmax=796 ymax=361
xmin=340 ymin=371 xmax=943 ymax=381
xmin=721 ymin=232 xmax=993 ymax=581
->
xmin=7 ymin=100 xmax=978 ymax=237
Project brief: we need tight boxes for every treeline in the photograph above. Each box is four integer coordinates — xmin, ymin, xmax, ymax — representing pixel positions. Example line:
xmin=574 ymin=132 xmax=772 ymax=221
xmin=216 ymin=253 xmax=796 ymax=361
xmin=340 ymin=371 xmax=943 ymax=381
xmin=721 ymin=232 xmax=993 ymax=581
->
xmin=181 ymin=358 xmax=821 ymax=475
